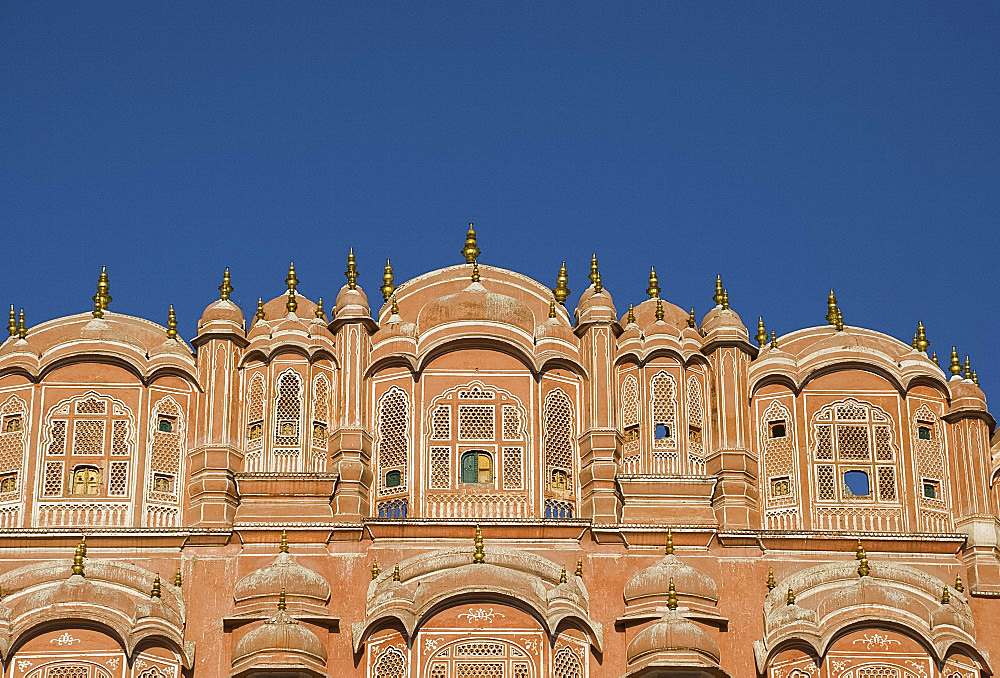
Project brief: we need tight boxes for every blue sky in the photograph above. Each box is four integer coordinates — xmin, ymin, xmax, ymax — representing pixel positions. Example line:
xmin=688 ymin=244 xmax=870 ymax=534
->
xmin=1 ymin=3 xmax=997 ymax=402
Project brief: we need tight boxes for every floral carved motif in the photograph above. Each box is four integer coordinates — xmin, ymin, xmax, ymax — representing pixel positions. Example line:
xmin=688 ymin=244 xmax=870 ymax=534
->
xmin=851 ymin=632 xmax=901 ymax=650
xmin=457 ymin=607 xmax=506 ymax=623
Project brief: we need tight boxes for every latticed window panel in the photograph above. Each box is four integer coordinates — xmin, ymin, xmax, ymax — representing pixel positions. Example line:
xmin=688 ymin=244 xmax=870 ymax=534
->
xmin=148 ymin=398 xmax=182 ymax=501
xmin=75 ymin=397 xmax=107 ymax=415
xmin=459 ymin=405 xmax=494 ymax=441
xmin=48 ymin=420 xmax=68 ymax=455
xmin=312 ymin=375 xmax=330 ymax=448
xmin=109 ymin=460 xmax=129 ymax=496
xmin=855 ymin=667 xmax=902 ymax=678
xmin=837 ymin=425 xmax=870 ymax=460
xmin=459 ymin=385 xmax=495 ymax=399
xmin=502 ymin=447 xmax=523 ymax=490
xmin=43 ymin=460 xmax=64 ymax=496
xmin=649 ymin=371 xmax=678 ymax=451
xmin=372 ymin=646 xmax=406 ymax=678
xmin=513 ymin=664 xmax=529 ymax=678
xmin=502 ymin=405 xmax=522 ymax=440
xmin=815 ymin=425 xmax=833 ymax=459
xmin=835 ymin=401 xmax=867 ymax=420
xmin=816 ymin=464 xmax=836 ymax=500
xmin=273 ymin=369 xmax=303 ymax=446
xmin=456 ymin=642 xmax=505 ymax=657
xmin=543 ymin=389 xmax=575 ymax=486
xmin=686 ymin=375 xmax=705 ymax=469
xmin=377 ymin=387 xmax=409 ymax=495
xmin=111 ymin=420 xmax=130 ymax=455
xmin=245 ymin=373 xmax=265 ymax=450
xmin=429 ymin=665 xmax=447 ymax=678
xmin=874 ymin=425 xmax=894 ymax=461
xmin=760 ymin=401 xmax=796 ymax=506
xmin=877 ymin=466 xmax=897 ymax=501
xmin=620 ymin=374 xmax=639 ymax=429
xmin=912 ymin=404 xmax=947 ymax=507
xmin=0 ymin=396 xmax=27 ymax=478
xmin=73 ymin=420 xmax=105 ymax=455
xmin=430 ymin=446 xmax=451 ymax=490
xmin=553 ymin=646 xmax=582 ymax=678
xmin=44 ymin=667 xmax=90 ymax=678
xmin=456 ymin=665 xmax=504 ymax=678
xmin=431 ymin=405 xmax=451 ymax=440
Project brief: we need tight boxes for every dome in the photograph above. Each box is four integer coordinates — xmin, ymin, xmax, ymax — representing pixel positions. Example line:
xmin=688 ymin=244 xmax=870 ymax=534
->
xmin=417 ymin=281 xmax=535 ymax=336
xmin=700 ymin=306 xmax=747 ymax=335
xmin=234 ymin=552 xmax=331 ymax=613
xmin=624 ymin=553 xmax=718 ymax=609
xmin=622 ymin=298 xmax=689 ymax=332
xmin=576 ymin=284 xmax=617 ymax=325
xmin=231 ymin=608 xmax=327 ymax=671
xmin=626 ymin=609 xmax=721 ymax=666
xmin=198 ymin=298 xmax=245 ymax=331
xmin=334 ymin=284 xmax=371 ymax=320
xmin=262 ymin=294 xmax=319 ymax=321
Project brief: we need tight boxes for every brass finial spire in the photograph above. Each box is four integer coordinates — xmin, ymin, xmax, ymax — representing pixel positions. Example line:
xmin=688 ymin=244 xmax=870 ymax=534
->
xmin=972 ymin=370 xmax=979 ymax=386
xmin=963 ymin=356 xmax=972 ymax=380
xmin=151 ymin=575 xmax=161 ymax=598
xmin=71 ymin=541 xmax=85 ymax=577
xmin=955 ymin=573 xmax=965 ymax=593
xmin=575 ymin=559 xmax=583 ymax=577
xmin=931 ymin=351 xmax=938 ymax=365
xmin=949 ymin=347 xmax=961 ymax=376
xmin=687 ymin=308 xmax=696 ymax=329
xmin=471 ymin=261 xmax=480 ymax=283
xmin=941 ymin=585 xmax=951 ymax=604
xmin=279 ymin=530 xmax=289 ymax=553
xmin=667 ymin=578 xmax=678 ymax=610
xmin=770 ymin=331 xmax=779 ymax=349
xmin=826 ymin=290 xmax=838 ymax=325
xmin=713 ymin=275 xmax=723 ymax=306
xmin=278 ymin=587 xmax=287 ymax=611
xmin=7 ymin=305 xmax=15 ymax=337
xmin=835 ymin=307 xmax=844 ymax=331
xmin=858 ymin=551 xmax=870 ymax=577
xmin=371 ymin=558 xmax=380 ymax=580
xmin=665 ymin=528 xmax=674 ymax=555
xmin=92 ymin=296 xmax=103 ymax=319
xmin=646 ymin=266 xmax=660 ymax=299
xmin=560 ymin=567 xmax=567 ymax=584
xmin=392 ymin=564 xmax=401 ymax=582
xmin=594 ymin=271 xmax=603 ymax=294
xmin=219 ymin=267 xmax=233 ymax=301
xmin=17 ymin=309 xmax=26 ymax=339
xmin=174 ymin=568 xmax=182 ymax=587
xmin=286 ymin=289 xmax=298 ymax=314
xmin=96 ymin=265 xmax=111 ymax=311
xmin=655 ymin=298 xmax=664 ymax=322
xmin=855 ymin=539 xmax=865 ymax=560
xmin=255 ymin=297 xmax=265 ymax=322
xmin=166 ymin=305 xmax=178 ymax=340
xmin=912 ymin=332 xmax=918 ymax=350
xmin=473 ymin=524 xmax=485 ymax=564
xmin=766 ymin=568 xmax=776 ymax=591
xmin=462 ymin=222 xmax=480 ymax=263
xmin=315 ymin=297 xmax=324 ymax=319
xmin=390 ymin=295 xmax=399 ymax=316
xmin=589 ymin=254 xmax=599 ymax=286
xmin=553 ymin=262 xmax=569 ymax=304
xmin=548 ymin=299 xmax=557 ymax=319
xmin=380 ymin=259 xmax=395 ymax=302
xmin=786 ymin=586 xmax=795 ymax=606
xmin=285 ymin=262 xmax=298 ymax=293
xmin=916 ymin=321 xmax=929 ymax=352
xmin=80 ymin=534 xmax=87 ymax=557
xmin=721 ymin=289 xmax=730 ymax=310
xmin=345 ymin=248 xmax=358 ymax=289
xmin=756 ymin=317 xmax=767 ymax=347
xmin=626 ymin=304 xmax=635 ymax=325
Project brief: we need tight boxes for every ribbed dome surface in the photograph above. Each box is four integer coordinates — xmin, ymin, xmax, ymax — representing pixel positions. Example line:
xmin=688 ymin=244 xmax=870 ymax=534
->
xmin=417 ymin=282 xmax=535 ymax=335
xmin=626 ymin=609 xmax=721 ymax=664
xmin=624 ymin=554 xmax=718 ymax=607
xmin=231 ymin=609 xmax=327 ymax=668
xmin=233 ymin=552 xmax=331 ymax=608
xmin=198 ymin=299 xmax=245 ymax=330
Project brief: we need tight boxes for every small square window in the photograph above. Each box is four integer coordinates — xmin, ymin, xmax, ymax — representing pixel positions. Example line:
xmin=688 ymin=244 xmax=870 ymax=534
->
xmin=843 ymin=470 xmax=870 ymax=497
xmin=157 ymin=417 xmax=175 ymax=433
xmin=923 ymin=479 xmax=940 ymax=499
xmin=654 ymin=424 xmax=671 ymax=440
xmin=385 ymin=470 xmax=402 ymax=488
xmin=771 ymin=476 xmax=791 ymax=497
xmin=623 ymin=426 xmax=639 ymax=443
xmin=153 ymin=473 xmax=174 ymax=493
xmin=0 ymin=473 xmax=16 ymax=493
xmin=2 ymin=415 xmax=22 ymax=433
xmin=769 ymin=421 xmax=787 ymax=438
xmin=917 ymin=424 xmax=932 ymax=440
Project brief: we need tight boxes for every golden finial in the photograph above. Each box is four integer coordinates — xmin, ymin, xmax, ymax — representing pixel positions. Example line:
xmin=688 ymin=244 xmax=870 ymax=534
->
xmin=855 ymin=539 xmax=864 ymax=560
xmin=756 ymin=317 xmax=767 ymax=347
xmin=766 ymin=568 xmax=776 ymax=591
xmin=285 ymin=262 xmax=298 ymax=294
xmin=626 ymin=304 xmax=635 ymax=325
xmin=219 ymin=267 xmax=233 ymax=300
xmin=553 ymin=262 xmax=569 ymax=304
xmin=462 ymin=222 xmax=480 ymax=263
xmin=255 ymin=297 xmax=265 ymax=322
xmin=594 ymin=271 xmax=603 ymax=294
xmin=473 ymin=524 xmax=485 ymax=564
xmin=770 ymin=331 xmax=778 ymax=349
xmin=174 ymin=568 xmax=182 ymax=587
xmin=721 ymin=289 xmax=730 ymax=310
xmin=380 ymin=259 xmax=395 ymax=302
xmin=80 ymin=534 xmax=86 ymax=557
xmin=17 ymin=309 xmax=26 ymax=340
xmin=96 ymin=265 xmax=111 ymax=310
xmin=687 ymin=308 xmax=696 ymax=329
xmin=7 ymin=305 xmax=15 ymax=337
xmin=655 ymin=298 xmax=664 ymax=322
xmin=834 ymin=307 xmax=844 ymax=332
xmin=279 ymin=529 xmax=289 ymax=553
xmin=667 ymin=578 xmax=678 ymax=611
xmin=713 ymin=275 xmax=723 ymax=306
xmin=392 ymin=564 xmax=401 ymax=582
xmin=912 ymin=333 xmax=918 ymax=350
xmin=278 ymin=587 xmax=287 ymax=611
xmin=390 ymin=295 xmax=399 ymax=316
xmin=931 ymin=351 xmax=938 ymax=365
xmin=315 ymin=297 xmax=324 ymax=319
xmin=560 ymin=567 xmax=567 ymax=584
xmin=646 ymin=266 xmax=660 ymax=299
xmin=786 ymin=586 xmax=795 ymax=606
xmin=371 ymin=558 xmax=380 ymax=580
xmin=949 ymin=347 xmax=961 ymax=376
xmin=286 ymin=290 xmax=298 ymax=314
xmin=71 ymin=543 xmax=85 ymax=577
xmin=972 ymin=370 xmax=979 ymax=386
xmin=345 ymin=248 xmax=358 ymax=289
xmin=166 ymin=305 xmax=178 ymax=340
xmin=665 ymin=528 xmax=674 ymax=555
xmin=963 ymin=356 xmax=972 ymax=380
xmin=955 ymin=573 xmax=964 ymax=593
xmin=826 ymin=290 xmax=838 ymax=325
xmin=92 ymin=296 xmax=103 ymax=319
xmin=151 ymin=575 xmax=161 ymax=598
xmin=548 ymin=299 xmax=557 ymax=319
xmin=575 ymin=559 xmax=583 ymax=577
xmin=941 ymin=585 xmax=950 ymax=604
xmin=589 ymin=254 xmax=599 ymax=286
xmin=471 ymin=261 xmax=480 ymax=283
xmin=916 ymin=321 xmax=929 ymax=352
xmin=858 ymin=552 xmax=870 ymax=577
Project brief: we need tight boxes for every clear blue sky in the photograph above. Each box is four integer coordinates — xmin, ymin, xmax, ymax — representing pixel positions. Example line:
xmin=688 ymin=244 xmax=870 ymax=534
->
xmin=2 ymin=3 xmax=997 ymax=403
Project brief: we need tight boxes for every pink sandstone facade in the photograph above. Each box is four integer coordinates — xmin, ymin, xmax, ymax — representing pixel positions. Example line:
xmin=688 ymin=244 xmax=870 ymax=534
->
xmin=0 ymin=227 xmax=998 ymax=678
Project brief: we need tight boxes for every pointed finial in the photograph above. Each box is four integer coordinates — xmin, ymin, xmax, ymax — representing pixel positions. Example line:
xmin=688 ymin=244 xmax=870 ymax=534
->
xmin=285 ymin=262 xmax=298 ymax=293
xmin=345 ymin=248 xmax=358 ymax=289
xmin=949 ymin=347 xmax=961 ymax=376
xmin=166 ymin=305 xmax=178 ymax=340
xmin=626 ymin=304 xmax=635 ymax=326
xmin=931 ymin=351 xmax=938 ymax=365
xmin=560 ymin=567 xmax=567 ymax=584
xmin=548 ymin=299 xmax=557 ymax=319
xmin=963 ymin=356 xmax=972 ymax=380
xmin=687 ymin=308 xmax=696 ymax=329
xmin=786 ymin=586 xmax=795 ymax=606
xmin=380 ymin=259 xmax=395 ymax=302
xmin=826 ymin=290 xmax=838 ymax=325
xmin=665 ymin=528 xmax=674 ymax=555
xmin=71 ymin=542 xmax=85 ymax=577
xmin=279 ymin=529 xmax=289 ymax=553
xmin=462 ymin=222 xmax=480 ymax=263
xmin=278 ymin=587 xmax=287 ymax=611
xmin=390 ymin=295 xmax=399 ymax=316
xmin=96 ymin=265 xmax=111 ymax=311
xmin=655 ymin=298 xmax=664 ymax=322
xmin=941 ymin=585 xmax=950 ymax=604
xmin=7 ymin=305 xmax=15 ymax=337
xmin=173 ymin=568 xmax=182 ymax=587
xmin=667 ymin=578 xmax=678 ymax=610
xmin=972 ymin=370 xmax=979 ymax=386
xmin=219 ymin=267 xmax=233 ymax=300
xmin=766 ymin=568 xmax=776 ymax=591
xmin=286 ymin=289 xmax=298 ymax=314
xmin=912 ymin=333 xmax=918 ymax=350
xmin=473 ymin=524 xmax=485 ymax=564
xmin=770 ymin=331 xmax=779 ymax=349
xmin=589 ymin=254 xmax=599 ymax=285
xmin=955 ymin=573 xmax=964 ymax=593
xmin=855 ymin=539 xmax=865 ymax=560
xmin=594 ymin=271 xmax=603 ymax=294
xmin=471 ymin=261 xmax=480 ymax=283
xmin=151 ymin=575 xmax=161 ymax=598
xmin=553 ymin=262 xmax=569 ymax=304
xmin=721 ymin=289 xmax=730 ymax=310
xmin=858 ymin=552 xmax=870 ymax=577
xmin=834 ymin=307 xmax=844 ymax=332
xmin=17 ymin=309 xmax=26 ymax=339
xmin=315 ymin=297 xmax=324 ymax=319
xmin=92 ymin=296 xmax=103 ymax=319
xmin=392 ymin=564 xmax=400 ymax=582
xmin=255 ymin=297 xmax=265 ymax=322
xmin=646 ymin=266 xmax=660 ymax=299
xmin=371 ymin=558 xmax=380 ymax=580
xmin=917 ymin=321 xmax=931 ymax=353
xmin=756 ymin=317 xmax=767 ymax=347
xmin=79 ymin=534 xmax=86 ymax=557
xmin=575 ymin=559 xmax=583 ymax=577
xmin=713 ymin=275 xmax=723 ymax=306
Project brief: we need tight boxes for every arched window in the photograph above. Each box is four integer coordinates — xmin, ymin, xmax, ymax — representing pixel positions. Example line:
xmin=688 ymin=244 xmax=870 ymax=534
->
xmin=311 ymin=374 xmax=331 ymax=472
xmin=71 ymin=465 xmax=101 ymax=495
xmin=553 ymin=645 xmax=583 ymax=678
xmin=147 ymin=397 xmax=183 ymax=507
xmin=376 ymin=387 xmax=409 ymax=500
xmin=543 ymin=388 xmax=576 ymax=517
xmin=649 ymin=371 xmax=678 ymax=452
xmin=460 ymin=450 xmax=493 ymax=484
xmin=273 ymin=369 xmax=303 ymax=445
xmin=760 ymin=400 xmax=797 ymax=510
xmin=371 ymin=645 xmax=406 ymax=678
xmin=385 ymin=469 xmax=402 ymax=488
xmin=686 ymin=375 xmax=706 ymax=473
xmin=812 ymin=399 xmax=898 ymax=505
xmin=912 ymin=403 xmax=950 ymax=531
xmin=245 ymin=373 xmax=265 ymax=451
xmin=0 ymin=395 xmax=27 ymax=502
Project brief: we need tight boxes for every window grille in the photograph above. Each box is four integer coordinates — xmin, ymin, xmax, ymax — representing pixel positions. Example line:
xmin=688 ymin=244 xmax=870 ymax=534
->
xmin=543 ymin=389 xmax=574 ymax=484
xmin=620 ymin=374 xmax=639 ymax=429
xmin=502 ymin=405 xmax=521 ymax=440
xmin=43 ymin=460 xmax=63 ymax=496
xmin=686 ymin=375 xmax=705 ymax=472
xmin=502 ymin=447 xmax=523 ymax=490
xmin=760 ymin=400 xmax=796 ymax=507
xmin=0 ymin=396 xmax=27 ymax=498
xmin=372 ymin=645 xmax=406 ymax=678
xmin=430 ymin=446 xmax=451 ymax=489
xmin=553 ymin=646 xmax=582 ymax=678
xmin=459 ymin=405 xmax=494 ymax=440
xmin=912 ymin=404 xmax=947 ymax=511
xmin=273 ymin=369 xmax=302 ymax=446
xmin=431 ymin=405 xmax=451 ymax=440
xmin=45 ymin=667 xmax=89 ymax=678
xmin=109 ymin=460 xmax=129 ymax=496
xmin=111 ymin=420 xmax=130 ymax=455
xmin=75 ymin=397 xmax=106 ymax=414
xmin=377 ymin=387 xmax=409 ymax=495
xmin=246 ymin=373 xmax=265 ymax=450
xmin=649 ymin=371 xmax=677 ymax=451
xmin=148 ymin=397 xmax=182 ymax=501
xmin=312 ymin=374 xmax=330 ymax=449
xmin=73 ymin=420 xmax=104 ymax=455
xmin=48 ymin=420 xmax=67 ymax=455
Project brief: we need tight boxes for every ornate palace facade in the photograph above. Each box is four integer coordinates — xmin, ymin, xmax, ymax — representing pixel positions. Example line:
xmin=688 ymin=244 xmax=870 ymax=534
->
xmin=0 ymin=227 xmax=998 ymax=678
